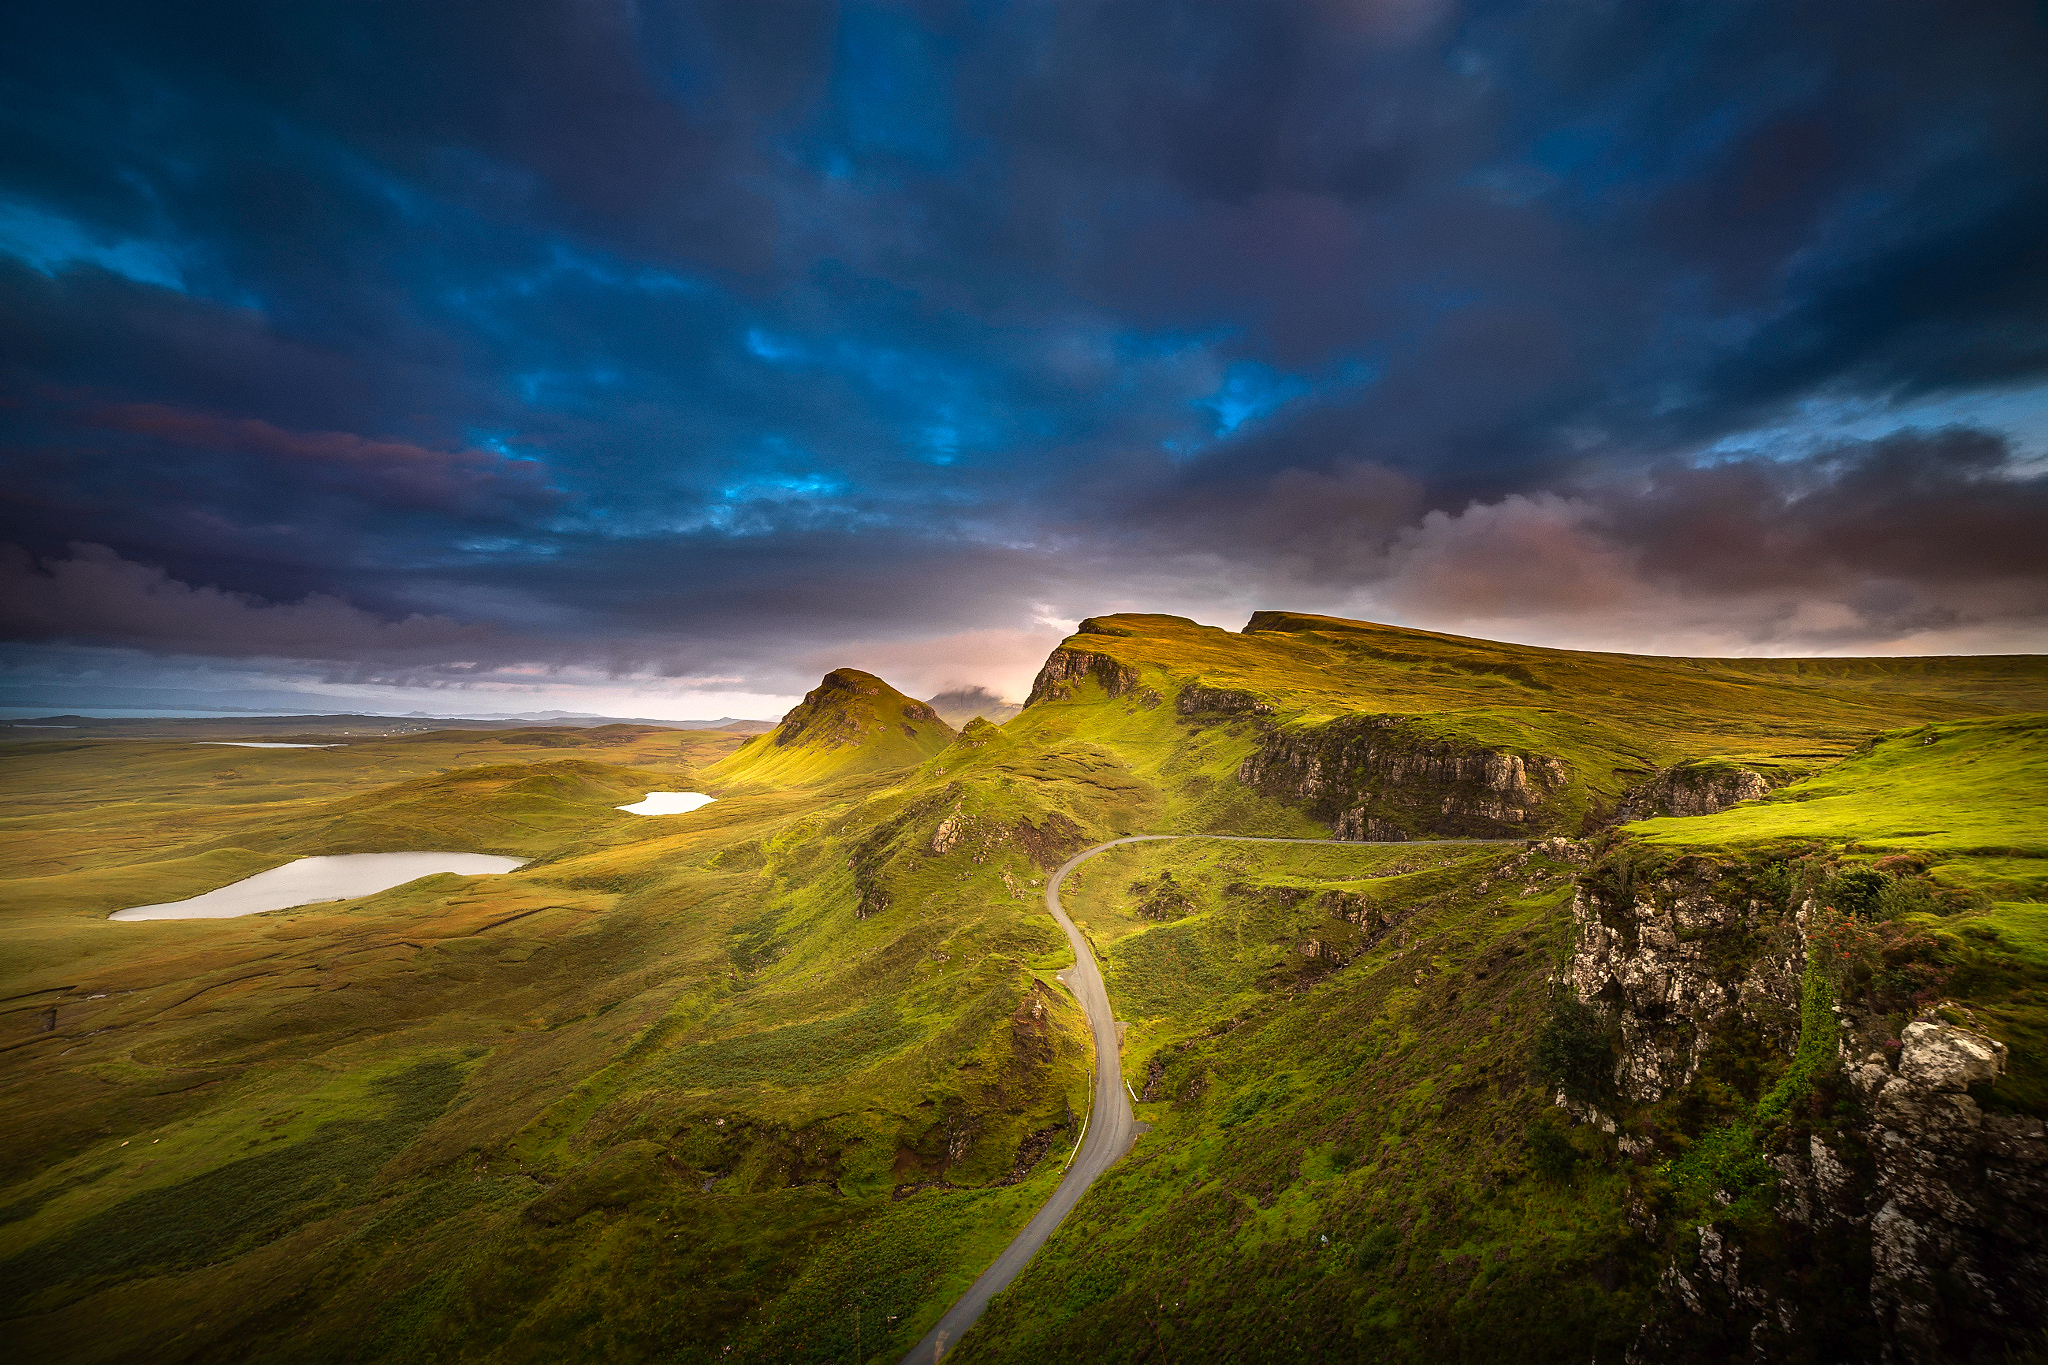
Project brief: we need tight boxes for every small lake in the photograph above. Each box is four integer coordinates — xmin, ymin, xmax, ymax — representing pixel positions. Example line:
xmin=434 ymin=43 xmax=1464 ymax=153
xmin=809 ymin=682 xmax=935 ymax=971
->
xmin=195 ymin=741 xmax=343 ymax=749
xmin=111 ymin=852 xmax=525 ymax=921
xmin=617 ymin=791 xmax=717 ymax=816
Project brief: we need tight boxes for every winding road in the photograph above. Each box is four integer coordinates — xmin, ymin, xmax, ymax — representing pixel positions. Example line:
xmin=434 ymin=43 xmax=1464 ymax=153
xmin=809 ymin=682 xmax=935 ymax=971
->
xmin=900 ymin=834 xmax=1517 ymax=1363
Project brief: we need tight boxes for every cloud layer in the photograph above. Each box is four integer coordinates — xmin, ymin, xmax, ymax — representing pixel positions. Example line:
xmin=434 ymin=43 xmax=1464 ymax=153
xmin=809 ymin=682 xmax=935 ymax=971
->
xmin=2 ymin=1 xmax=2044 ymax=711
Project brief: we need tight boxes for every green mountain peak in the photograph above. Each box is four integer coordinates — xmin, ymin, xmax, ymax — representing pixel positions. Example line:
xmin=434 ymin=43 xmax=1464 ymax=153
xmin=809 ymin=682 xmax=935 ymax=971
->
xmin=709 ymin=667 xmax=955 ymax=787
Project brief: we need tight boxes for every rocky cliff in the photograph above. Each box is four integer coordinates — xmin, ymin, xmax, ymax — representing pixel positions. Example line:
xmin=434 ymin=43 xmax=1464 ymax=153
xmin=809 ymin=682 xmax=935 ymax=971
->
xmin=1238 ymin=712 xmax=1573 ymax=839
xmin=1559 ymin=850 xmax=2048 ymax=1363
xmin=1023 ymin=647 xmax=1150 ymax=708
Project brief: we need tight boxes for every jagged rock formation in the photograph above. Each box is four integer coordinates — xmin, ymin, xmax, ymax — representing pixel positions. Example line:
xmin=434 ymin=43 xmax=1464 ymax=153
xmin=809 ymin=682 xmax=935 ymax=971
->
xmin=1566 ymin=876 xmax=1804 ymax=1103
xmin=1849 ymin=1021 xmax=2043 ymax=1361
xmin=1562 ymin=857 xmax=2048 ymax=1363
xmin=1023 ymin=647 xmax=1144 ymax=707
xmin=1237 ymin=713 xmax=1572 ymax=839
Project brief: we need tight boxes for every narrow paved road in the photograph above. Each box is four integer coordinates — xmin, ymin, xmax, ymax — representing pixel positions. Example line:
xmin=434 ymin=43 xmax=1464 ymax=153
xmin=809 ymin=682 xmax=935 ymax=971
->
xmin=900 ymin=834 xmax=1518 ymax=1363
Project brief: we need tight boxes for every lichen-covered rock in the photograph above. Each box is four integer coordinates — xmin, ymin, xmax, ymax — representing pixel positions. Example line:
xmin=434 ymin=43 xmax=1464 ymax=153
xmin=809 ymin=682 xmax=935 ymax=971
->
xmin=1612 ymin=762 xmax=1773 ymax=822
xmin=1847 ymin=1022 xmax=2047 ymax=1364
xmin=1564 ymin=877 xmax=1802 ymax=1102
xmin=1237 ymin=713 xmax=1572 ymax=839
xmin=1895 ymin=1020 xmax=2005 ymax=1091
xmin=1568 ymin=859 xmax=2047 ymax=1363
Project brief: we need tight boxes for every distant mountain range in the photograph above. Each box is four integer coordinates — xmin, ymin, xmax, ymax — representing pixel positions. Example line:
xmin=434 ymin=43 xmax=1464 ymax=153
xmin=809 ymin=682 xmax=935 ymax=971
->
xmin=3 ymin=686 xmax=1015 ymax=734
xmin=4 ymin=712 xmax=775 ymax=737
xmin=925 ymin=685 xmax=1022 ymax=728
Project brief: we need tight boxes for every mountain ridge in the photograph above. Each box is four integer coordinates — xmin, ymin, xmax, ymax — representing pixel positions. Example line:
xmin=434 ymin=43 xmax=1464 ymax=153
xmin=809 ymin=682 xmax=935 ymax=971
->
xmin=3 ymin=610 xmax=2044 ymax=1364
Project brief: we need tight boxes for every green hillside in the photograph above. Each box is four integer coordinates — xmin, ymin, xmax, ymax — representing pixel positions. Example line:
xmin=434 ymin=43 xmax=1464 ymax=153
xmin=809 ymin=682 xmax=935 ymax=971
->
xmin=1627 ymin=713 xmax=2048 ymax=856
xmin=1 ymin=616 xmax=2043 ymax=1363
xmin=708 ymin=668 xmax=956 ymax=788
xmin=1004 ymin=612 xmax=2048 ymax=838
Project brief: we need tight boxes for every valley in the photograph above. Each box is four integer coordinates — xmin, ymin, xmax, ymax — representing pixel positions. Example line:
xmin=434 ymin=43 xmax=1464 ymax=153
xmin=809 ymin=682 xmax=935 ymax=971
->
xmin=2 ymin=614 xmax=2044 ymax=1363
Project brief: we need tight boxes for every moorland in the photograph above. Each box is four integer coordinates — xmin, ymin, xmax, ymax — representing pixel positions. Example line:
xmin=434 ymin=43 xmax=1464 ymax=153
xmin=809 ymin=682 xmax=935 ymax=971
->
xmin=2 ymin=615 xmax=2044 ymax=1363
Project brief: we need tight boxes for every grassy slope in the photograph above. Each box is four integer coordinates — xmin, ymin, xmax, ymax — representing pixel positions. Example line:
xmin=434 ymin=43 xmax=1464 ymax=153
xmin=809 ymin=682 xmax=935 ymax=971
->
xmin=1628 ymin=713 xmax=2048 ymax=858
xmin=1046 ymin=612 xmax=2048 ymax=825
xmin=2 ymin=617 xmax=2042 ymax=1364
xmin=708 ymin=669 xmax=955 ymax=789
xmin=0 ymin=715 xmax=1105 ymax=1364
xmin=959 ymin=839 xmax=1645 ymax=1364
xmin=939 ymin=619 xmax=2047 ymax=1362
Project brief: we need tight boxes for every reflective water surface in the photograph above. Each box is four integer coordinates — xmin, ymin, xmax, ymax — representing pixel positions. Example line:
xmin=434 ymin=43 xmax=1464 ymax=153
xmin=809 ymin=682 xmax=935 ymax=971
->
xmin=194 ymin=742 xmax=343 ymax=749
xmin=112 ymin=852 xmax=525 ymax=921
xmin=616 ymin=791 xmax=717 ymax=816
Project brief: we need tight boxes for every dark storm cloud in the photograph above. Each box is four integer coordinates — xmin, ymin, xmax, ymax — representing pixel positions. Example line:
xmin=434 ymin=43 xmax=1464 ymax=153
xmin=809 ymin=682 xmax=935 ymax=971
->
xmin=0 ymin=542 xmax=501 ymax=665
xmin=2 ymin=0 xmax=2045 ymax=706
xmin=1368 ymin=431 xmax=2048 ymax=634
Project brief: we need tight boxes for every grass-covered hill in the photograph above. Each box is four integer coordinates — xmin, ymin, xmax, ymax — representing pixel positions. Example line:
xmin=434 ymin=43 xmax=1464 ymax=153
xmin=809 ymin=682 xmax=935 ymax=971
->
xmin=1011 ymin=611 xmax=2048 ymax=838
xmin=1 ymin=618 xmax=2043 ymax=1364
xmin=709 ymin=668 xmax=956 ymax=788
xmin=1627 ymin=713 xmax=2048 ymax=858
xmin=941 ymin=648 xmax=2048 ymax=1364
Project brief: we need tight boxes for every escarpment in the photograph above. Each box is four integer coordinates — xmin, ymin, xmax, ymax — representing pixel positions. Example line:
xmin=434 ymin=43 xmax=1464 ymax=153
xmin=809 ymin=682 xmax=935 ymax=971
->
xmin=1556 ymin=850 xmax=2048 ymax=1364
xmin=1023 ymin=647 xmax=1145 ymax=707
xmin=1237 ymin=713 xmax=1573 ymax=839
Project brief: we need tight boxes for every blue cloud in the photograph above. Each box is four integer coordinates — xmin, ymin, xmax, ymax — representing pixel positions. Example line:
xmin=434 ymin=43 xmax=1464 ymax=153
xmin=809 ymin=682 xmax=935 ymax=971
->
xmin=0 ymin=0 xmax=2042 ymax=684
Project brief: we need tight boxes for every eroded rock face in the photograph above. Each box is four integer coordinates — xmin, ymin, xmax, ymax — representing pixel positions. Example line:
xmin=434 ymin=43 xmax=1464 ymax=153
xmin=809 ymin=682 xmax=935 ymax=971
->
xmin=1612 ymin=763 xmax=1772 ymax=822
xmin=1237 ymin=713 xmax=1572 ymax=839
xmin=1567 ymin=865 xmax=2047 ymax=1363
xmin=1175 ymin=684 xmax=1275 ymax=719
xmin=1565 ymin=883 xmax=1802 ymax=1103
xmin=1853 ymin=1023 xmax=2043 ymax=1364
xmin=1024 ymin=648 xmax=1141 ymax=707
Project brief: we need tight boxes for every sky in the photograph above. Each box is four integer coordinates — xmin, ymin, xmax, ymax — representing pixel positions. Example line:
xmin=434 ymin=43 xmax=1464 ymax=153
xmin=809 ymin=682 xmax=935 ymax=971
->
xmin=3 ymin=0 xmax=2046 ymax=720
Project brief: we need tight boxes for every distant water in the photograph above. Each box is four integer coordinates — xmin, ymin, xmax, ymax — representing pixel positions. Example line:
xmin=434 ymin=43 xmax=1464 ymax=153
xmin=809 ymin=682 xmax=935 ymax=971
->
xmin=617 ymin=791 xmax=717 ymax=816
xmin=111 ymin=852 xmax=525 ymax=921
xmin=195 ymin=741 xmax=343 ymax=749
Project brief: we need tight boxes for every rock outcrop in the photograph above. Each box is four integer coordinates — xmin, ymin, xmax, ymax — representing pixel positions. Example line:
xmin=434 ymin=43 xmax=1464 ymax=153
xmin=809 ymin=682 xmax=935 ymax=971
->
xmin=1561 ymin=855 xmax=2048 ymax=1363
xmin=1566 ymin=874 xmax=1803 ymax=1102
xmin=1175 ymin=683 xmax=1276 ymax=719
xmin=1855 ymin=1022 xmax=2044 ymax=1362
xmin=1612 ymin=761 xmax=1774 ymax=823
xmin=1024 ymin=648 xmax=1142 ymax=707
xmin=1238 ymin=713 xmax=1572 ymax=839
